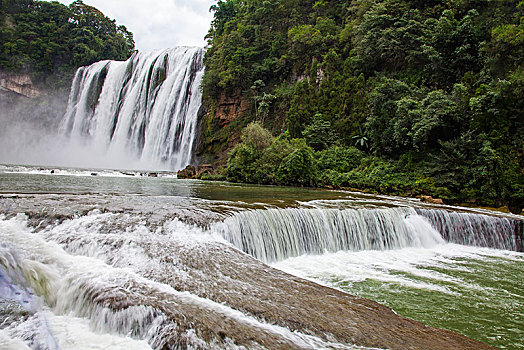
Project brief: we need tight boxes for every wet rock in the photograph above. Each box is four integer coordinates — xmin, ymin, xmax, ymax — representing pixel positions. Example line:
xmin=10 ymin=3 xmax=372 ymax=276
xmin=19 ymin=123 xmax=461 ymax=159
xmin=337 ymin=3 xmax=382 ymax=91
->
xmin=0 ymin=194 xmax=504 ymax=349
xmin=177 ymin=165 xmax=196 ymax=179
xmin=196 ymin=164 xmax=214 ymax=178
xmin=0 ymin=72 xmax=40 ymax=98
xmin=420 ymin=195 xmax=444 ymax=204
xmin=507 ymin=198 xmax=523 ymax=215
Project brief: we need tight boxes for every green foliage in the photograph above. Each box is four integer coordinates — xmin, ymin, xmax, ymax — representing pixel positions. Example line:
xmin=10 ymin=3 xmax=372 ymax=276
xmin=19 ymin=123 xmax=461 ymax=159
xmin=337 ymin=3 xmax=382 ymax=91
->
xmin=276 ymin=139 xmax=316 ymax=186
xmin=0 ymin=0 xmax=134 ymax=88
xmin=206 ymin=0 xmax=524 ymax=209
xmin=351 ymin=0 xmax=426 ymax=74
xmin=317 ymin=146 xmax=363 ymax=173
xmin=241 ymin=121 xmax=273 ymax=150
xmin=226 ymin=124 xmax=316 ymax=186
xmin=302 ymin=113 xmax=336 ymax=151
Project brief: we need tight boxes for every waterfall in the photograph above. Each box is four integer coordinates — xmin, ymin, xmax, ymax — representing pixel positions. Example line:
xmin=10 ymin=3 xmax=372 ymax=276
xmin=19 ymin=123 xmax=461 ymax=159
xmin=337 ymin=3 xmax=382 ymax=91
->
xmin=416 ymin=209 xmax=520 ymax=251
xmin=60 ymin=47 xmax=204 ymax=171
xmin=214 ymin=207 xmax=445 ymax=263
xmin=215 ymin=207 xmax=522 ymax=263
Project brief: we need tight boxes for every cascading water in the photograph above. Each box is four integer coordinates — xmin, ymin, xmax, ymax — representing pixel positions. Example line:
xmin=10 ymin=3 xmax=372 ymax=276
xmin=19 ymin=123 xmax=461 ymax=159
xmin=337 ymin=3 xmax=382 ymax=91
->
xmin=60 ymin=47 xmax=204 ymax=170
xmin=214 ymin=207 xmax=445 ymax=263
xmin=416 ymin=209 xmax=519 ymax=251
xmin=215 ymin=206 xmax=522 ymax=263
xmin=1 ymin=174 xmax=521 ymax=349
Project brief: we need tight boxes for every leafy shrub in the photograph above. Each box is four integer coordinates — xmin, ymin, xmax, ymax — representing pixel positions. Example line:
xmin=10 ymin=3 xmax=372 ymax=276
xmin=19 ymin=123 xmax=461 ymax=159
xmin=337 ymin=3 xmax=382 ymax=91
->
xmin=276 ymin=139 xmax=316 ymax=186
xmin=317 ymin=146 xmax=363 ymax=173
xmin=302 ymin=113 xmax=337 ymax=151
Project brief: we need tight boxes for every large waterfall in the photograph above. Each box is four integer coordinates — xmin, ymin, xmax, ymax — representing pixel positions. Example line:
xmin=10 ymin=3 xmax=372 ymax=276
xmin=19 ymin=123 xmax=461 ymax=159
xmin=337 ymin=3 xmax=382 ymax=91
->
xmin=60 ymin=47 xmax=204 ymax=171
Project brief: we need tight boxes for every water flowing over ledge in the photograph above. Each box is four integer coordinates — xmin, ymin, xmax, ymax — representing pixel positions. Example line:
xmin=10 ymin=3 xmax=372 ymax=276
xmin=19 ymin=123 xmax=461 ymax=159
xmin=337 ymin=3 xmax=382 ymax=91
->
xmin=60 ymin=47 xmax=204 ymax=171
xmin=0 ymin=185 xmax=521 ymax=349
xmin=0 ymin=210 xmax=496 ymax=350
xmin=215 ymin=207 xmax=522 ymax=263
xmin=416 ymin=209 xmax=521 ymax=251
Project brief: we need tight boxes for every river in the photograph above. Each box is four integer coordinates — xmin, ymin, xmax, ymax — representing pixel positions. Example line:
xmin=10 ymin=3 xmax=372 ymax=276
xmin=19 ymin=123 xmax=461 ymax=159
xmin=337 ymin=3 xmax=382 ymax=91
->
xmin=0 ymin=165 xmax=522 ymax=349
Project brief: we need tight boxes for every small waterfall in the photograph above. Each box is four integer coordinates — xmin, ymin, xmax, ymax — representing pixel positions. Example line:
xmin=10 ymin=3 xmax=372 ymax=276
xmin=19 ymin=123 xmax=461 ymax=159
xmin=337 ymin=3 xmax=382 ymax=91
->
xmin=416 ymin=209 xmax=520 ymax=251
xmin=60 ymin=47 xmax=204 ymax=170
xmin=215 ymin=207 xmax=523 ymax=263
xmin=214 ymin=207 xmax=445 ymax=263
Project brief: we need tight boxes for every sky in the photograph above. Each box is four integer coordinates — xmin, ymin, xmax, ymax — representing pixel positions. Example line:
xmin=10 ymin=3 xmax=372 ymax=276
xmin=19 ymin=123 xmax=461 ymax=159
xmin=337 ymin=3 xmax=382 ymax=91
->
xmin=48 ymin=0 xmax=216 ymax=51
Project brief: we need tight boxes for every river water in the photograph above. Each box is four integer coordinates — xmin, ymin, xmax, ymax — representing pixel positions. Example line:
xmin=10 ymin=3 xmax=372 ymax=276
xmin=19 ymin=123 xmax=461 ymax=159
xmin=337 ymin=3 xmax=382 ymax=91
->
xmin=0 ymin=165 xmax=522 ymax=349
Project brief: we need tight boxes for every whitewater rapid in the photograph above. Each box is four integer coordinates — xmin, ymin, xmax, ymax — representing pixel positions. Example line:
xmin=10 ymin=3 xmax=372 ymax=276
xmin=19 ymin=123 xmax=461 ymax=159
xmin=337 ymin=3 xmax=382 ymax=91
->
xmin=0 ymin=171 xmax=521 ymax=349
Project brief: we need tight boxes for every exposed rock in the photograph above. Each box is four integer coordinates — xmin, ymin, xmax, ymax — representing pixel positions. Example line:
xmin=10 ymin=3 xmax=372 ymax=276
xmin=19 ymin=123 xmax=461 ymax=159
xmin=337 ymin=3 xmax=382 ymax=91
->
xmin=0 ymin=193 xmax=502 ymax=349
xmin=177 ymin=165 xmax=196 ymax=179
xmin=420 ymin=195 xmax=444 ymax=204
xmin=196 ymin=164 xmax=214 ymax=178
xmin=507 ymin=198 xmax=523 ymax=215
xmin=316 ymin=67 xmax=325 ymax=84
xmin=215 ymin=93 xmax=250 ymax=127
xmin=0 ymin=72 xmax=40 ymax=99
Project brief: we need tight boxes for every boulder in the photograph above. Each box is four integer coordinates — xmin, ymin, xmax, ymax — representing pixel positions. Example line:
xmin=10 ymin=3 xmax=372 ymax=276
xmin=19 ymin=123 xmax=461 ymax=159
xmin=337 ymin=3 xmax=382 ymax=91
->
xmin=420 ymin=195 xmax=444 ymax=204
xmin=177 ymin=165 xmax=196 ymax=179
xmin=196 ymin=164 xmax=214 ymax=178
xmin=507 ymin=198 xmax=523 ymax=215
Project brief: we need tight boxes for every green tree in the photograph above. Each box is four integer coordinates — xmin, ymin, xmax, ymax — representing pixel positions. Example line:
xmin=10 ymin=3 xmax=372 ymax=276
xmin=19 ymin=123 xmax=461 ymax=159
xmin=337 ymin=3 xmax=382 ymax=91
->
xmin=302 ymin=113 xmax=336 ymax=151
xmin=276 ymin=139 xmax=316 ymax=186
xmin=0 ymin=0 xmax=134 ymax=88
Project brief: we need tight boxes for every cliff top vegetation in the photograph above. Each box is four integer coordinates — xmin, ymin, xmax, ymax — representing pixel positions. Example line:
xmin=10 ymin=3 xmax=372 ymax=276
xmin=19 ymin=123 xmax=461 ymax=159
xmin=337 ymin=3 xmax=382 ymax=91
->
xmin=0 ymin=0 xmax=135 ymax=88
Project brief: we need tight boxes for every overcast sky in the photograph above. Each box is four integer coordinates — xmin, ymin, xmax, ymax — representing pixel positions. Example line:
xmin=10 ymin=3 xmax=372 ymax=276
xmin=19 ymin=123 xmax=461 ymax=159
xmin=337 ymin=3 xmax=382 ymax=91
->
xmin=48 ymin=0 xmax=216 ymax=51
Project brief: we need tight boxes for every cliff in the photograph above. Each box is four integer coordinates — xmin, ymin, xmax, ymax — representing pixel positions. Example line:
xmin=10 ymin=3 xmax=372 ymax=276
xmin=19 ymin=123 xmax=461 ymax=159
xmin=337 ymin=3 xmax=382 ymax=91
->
xmin=215 ymin=93 xmax=250 ymax=127
xmin=0 ymin=72 xmax=40 ymax=99
xmin=197 ymin=92 xmax=252 ymax=165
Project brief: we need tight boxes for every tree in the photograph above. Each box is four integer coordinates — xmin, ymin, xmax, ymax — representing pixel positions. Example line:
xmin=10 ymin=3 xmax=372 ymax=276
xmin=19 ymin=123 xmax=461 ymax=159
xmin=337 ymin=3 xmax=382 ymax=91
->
xmin=276 ymin=139 xmax=316 ymax=186
xmin=302 ymin=113 xmax=336 ymax=151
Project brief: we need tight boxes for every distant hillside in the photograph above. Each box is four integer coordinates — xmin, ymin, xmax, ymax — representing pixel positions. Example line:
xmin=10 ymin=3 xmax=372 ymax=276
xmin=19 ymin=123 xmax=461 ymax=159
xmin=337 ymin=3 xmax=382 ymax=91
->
xmin=199 ymin=0 xmax=523 ymax=213
xmin=0 ymin=0 xmax=135 ymax=90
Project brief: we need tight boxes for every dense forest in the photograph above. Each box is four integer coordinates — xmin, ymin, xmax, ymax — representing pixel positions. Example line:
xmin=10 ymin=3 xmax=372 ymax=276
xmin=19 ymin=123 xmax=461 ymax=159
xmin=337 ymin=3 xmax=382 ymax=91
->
xmin=200 ymin=0 xmax=524 ymax=213
xmin=0 ymin=0 xmax=135 ymax=89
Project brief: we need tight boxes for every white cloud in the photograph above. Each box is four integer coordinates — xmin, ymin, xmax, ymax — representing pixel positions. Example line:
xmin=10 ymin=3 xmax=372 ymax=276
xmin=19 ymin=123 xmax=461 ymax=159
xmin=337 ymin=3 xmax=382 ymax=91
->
xmin=45 ymin=0 xmax=216 ymax=51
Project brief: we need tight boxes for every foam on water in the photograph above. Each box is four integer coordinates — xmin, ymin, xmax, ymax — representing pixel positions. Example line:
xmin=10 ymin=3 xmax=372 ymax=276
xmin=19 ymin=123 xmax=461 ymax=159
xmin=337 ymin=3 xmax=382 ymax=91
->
xmin=273 ymin=244 xmax=524 ymax=350
xmin=273 ymin=244 xmax=520 ymax=292
xmin=47 ymin=315 xmax=153 ymax=350
xmin=1 ymin=214 xmax=369 ymax=349
xmin=0 ymin=165 xmax=176 ymax=178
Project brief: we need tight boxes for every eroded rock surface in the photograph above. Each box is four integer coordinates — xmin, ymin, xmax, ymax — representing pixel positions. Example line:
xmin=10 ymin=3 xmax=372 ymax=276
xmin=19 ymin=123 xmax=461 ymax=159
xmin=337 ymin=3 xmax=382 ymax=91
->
xmin=0 ymin=194 xmax=495 ymax=349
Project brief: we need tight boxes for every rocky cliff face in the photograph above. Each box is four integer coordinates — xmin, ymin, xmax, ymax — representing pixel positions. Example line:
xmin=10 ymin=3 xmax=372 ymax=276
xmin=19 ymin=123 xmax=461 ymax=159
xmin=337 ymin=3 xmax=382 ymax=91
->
xmin=196 ymin=92 xmax=252 ymax=166
xmin=0 ymin=72 xmax=40 ymax=99
xmin=215 ymin=92 xmax=250 ymax=127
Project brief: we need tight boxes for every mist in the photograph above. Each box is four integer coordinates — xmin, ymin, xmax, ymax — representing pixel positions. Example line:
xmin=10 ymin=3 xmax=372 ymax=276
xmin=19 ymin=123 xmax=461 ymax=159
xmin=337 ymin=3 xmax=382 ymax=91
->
xmin=0 ymin=90 xmax=68 ymax=167
xmin=0 ymin=90 xmax=170 ymax=172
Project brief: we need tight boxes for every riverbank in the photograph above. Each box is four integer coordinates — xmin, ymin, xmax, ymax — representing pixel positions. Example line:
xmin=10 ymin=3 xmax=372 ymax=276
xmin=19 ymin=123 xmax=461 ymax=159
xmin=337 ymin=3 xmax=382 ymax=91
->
xmin=180 ymin=165 xmax=524 ymax=216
